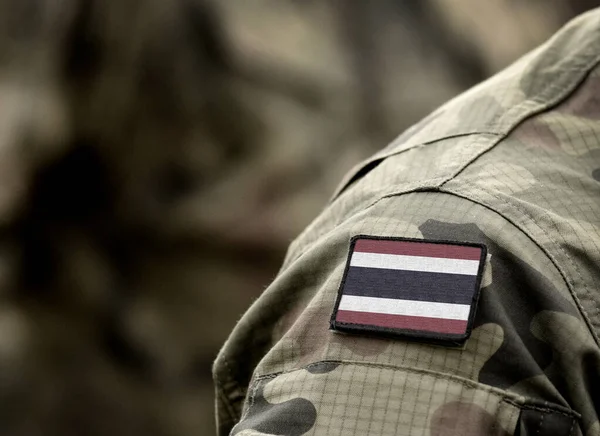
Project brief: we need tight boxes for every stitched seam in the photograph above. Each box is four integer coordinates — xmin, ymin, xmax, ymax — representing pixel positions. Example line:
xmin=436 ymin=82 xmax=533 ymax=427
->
xmin=260 ymin=361 xmax=522 ymax=412
xmin=442 ymin=184 xmax=600 ymax=347
xmin=252 ymin=359 xmax=580 ymax=419
xmin=568 ymin=417 xmax=576 ymax=436
xmin=330 ymin=132 xmax=502 ymax=201
xmin=537 ymin=408 xmax=545 ymax=435
xmin=242 ymin=377 xmax=265 ymax=422
xmin=440 ymin=57 xmax=600 ymax=187
xmin=501 ymin=399 xmax=579 ymax=420
xmin=256 ymin=359 xmax=502 ymax=393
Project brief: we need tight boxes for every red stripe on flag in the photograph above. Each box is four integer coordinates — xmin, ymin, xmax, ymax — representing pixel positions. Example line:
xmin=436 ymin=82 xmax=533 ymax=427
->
xmin=336 ymin=310 xmax=468 ymax=335
xmin=354 ymin=239 xmax=481 ymax=261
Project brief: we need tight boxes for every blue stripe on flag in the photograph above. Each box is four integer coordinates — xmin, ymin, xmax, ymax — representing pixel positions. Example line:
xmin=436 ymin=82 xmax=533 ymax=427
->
xmin=342 ymin=266 xmax=478 ymax=305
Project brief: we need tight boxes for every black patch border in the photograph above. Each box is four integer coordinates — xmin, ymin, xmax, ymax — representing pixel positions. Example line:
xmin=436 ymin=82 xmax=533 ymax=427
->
xmin=330 ymin=235 xmax=487 ymax=347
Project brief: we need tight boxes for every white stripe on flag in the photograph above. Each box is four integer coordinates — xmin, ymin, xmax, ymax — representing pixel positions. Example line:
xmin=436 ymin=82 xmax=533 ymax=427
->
xmin=350 ymin=251 xmax=480 ymax=275
xmin=338 ymin=295 xmax=471 ymax=320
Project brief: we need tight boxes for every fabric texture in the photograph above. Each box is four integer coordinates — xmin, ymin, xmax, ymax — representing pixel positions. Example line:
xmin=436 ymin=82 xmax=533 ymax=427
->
xmin=214 ymin=8 xmax=600 ymax=436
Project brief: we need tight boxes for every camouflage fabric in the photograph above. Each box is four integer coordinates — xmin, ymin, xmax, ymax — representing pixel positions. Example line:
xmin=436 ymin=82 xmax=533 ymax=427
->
xmin=214 ymin=9 xmax=600 ymax=436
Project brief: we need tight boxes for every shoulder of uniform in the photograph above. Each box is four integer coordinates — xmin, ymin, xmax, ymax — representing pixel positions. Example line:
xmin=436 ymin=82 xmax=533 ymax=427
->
xmin=332 ymin=9 xmax=600 ymax=199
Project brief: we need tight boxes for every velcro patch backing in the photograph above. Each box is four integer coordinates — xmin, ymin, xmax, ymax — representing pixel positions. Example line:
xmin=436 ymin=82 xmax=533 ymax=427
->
xmin=330 ymin=235 xmax=487 ymax=346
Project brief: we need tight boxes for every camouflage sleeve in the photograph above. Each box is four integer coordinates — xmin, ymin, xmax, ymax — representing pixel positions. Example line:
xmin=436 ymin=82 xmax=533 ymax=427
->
xmin=214 ymin=190 xmax=589 ymax=436
xmin=214 ymin=10 xmax=600 ymax=435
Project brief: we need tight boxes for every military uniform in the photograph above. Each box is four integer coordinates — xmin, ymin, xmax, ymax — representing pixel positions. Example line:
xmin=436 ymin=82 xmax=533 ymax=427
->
xmin=214 ymin=9 xmax=600 ymax=436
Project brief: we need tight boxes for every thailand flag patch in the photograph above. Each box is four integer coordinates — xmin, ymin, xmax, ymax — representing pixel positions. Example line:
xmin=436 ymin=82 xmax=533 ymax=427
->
xmin=330 ymin=235 xmax=487 ymax=346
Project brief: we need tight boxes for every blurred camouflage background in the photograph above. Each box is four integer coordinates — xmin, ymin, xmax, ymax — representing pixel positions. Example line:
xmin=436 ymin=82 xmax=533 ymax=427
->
xmin=0 ymin=0 xmax=595 ymax=435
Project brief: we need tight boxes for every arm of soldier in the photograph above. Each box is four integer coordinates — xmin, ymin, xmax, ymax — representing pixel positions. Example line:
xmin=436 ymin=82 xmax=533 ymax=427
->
xmin=214 ymin=191 xmax=589 ymax=436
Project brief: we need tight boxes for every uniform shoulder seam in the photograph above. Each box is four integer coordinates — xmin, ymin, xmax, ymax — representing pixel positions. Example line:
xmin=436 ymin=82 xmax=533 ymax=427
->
xmin=441 ymin=57 xmax=600 ymax=186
